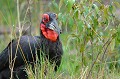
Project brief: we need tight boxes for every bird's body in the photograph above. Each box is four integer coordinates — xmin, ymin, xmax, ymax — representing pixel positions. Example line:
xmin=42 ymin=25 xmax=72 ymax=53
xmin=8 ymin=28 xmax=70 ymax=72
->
xmin=0 ymin=36 xmax=40 ymax=72
xmin=0 ymin=12 xmax=63 ymax=79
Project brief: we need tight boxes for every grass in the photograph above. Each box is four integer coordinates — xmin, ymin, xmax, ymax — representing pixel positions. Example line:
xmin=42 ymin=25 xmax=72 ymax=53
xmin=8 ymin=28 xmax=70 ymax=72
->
xmin=0 ymin=0 xmax=120 ymax=79
xmin=0 ymin=33 xmax=120 ymax=79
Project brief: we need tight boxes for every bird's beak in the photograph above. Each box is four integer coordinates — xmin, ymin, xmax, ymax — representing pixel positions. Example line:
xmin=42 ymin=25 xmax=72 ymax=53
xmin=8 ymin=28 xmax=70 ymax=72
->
xmin=48 ymin=19 xmax=61 ymax=34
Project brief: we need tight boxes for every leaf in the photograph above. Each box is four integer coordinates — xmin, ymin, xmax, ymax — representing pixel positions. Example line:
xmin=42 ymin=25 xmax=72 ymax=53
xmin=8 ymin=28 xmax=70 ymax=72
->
xmin=80 ymin=44 xmax=85 ymax=52
xmin=78 ymin=21 xmax=83 ymax=32
xmin=92 ymin=4 xmax=99 ymax=13
xmin=114 ymin=2 xmax=120 ymax=8
xmin=84 ymin=6 xmax=89 ymax=15
xmin=91 ymin=16 xmax=98 ymax=28
xmin=52 ymin=2 xmax=59 ymax=10
xmin=116 ymin=26 xmax=120 ymax=42
xmin=66 ymin=0 xmax=75 ymax=12
xmin=73 ymin=8 xmax=79 ymax=18
xmin=58 ymin=13 xmax=62 ymax=20
xmin=110 ymin=39 xmax=115 ymax=52
xmin=59 ymin=0 xmax=64 ymax=10
xmin=87 ymin=23 xmax=91 ymax=28
xmin=104 ymin=6 xmax=108 ymax=18
xmin=109 ymin=5 xmax=113 ymax=13
xmin=68 ymin=16 xmax=74 ymax=27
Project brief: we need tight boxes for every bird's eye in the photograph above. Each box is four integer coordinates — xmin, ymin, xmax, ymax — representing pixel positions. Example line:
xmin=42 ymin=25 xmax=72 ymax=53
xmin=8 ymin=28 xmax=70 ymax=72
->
xmin=42 ymin=14 xmax=49 ymax=23
xmin=53 ymin=13 xmax=58 ymax=20
xmin=55 ymin=14 xmax=58 ymax=20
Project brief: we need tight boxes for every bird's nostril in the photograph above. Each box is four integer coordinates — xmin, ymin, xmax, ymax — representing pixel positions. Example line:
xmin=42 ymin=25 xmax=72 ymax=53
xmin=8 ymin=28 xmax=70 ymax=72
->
xmin=60 ymin=30 xmax=62 ymax=34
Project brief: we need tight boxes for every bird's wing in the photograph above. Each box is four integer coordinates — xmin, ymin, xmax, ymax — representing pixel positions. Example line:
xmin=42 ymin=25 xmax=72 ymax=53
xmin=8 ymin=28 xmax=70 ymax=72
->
xmin=0 ymin=36 xmax=41 ymax=72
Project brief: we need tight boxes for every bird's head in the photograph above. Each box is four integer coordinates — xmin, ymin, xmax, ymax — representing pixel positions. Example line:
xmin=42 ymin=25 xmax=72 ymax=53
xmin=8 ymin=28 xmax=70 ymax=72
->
xmin=40 ymin=12 xmax=61 ymax=42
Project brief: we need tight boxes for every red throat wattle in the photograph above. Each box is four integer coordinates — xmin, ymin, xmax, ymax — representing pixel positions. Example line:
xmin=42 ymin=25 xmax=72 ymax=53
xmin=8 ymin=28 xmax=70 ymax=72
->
xmin=40 ymin=23 xmax=58 ymax=42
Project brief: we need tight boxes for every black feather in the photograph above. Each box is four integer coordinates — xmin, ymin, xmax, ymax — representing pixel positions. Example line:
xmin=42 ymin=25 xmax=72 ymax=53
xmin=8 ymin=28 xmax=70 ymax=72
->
xmin=0 ymin=12 xmax=63 ymax=79
xmin=0 ymin=34 xmax=63 ymax=79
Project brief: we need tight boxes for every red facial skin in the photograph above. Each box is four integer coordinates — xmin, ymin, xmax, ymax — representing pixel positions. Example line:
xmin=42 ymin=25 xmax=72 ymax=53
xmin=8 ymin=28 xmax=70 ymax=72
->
xmin=40 ymin=14 xmax=58 ymax=42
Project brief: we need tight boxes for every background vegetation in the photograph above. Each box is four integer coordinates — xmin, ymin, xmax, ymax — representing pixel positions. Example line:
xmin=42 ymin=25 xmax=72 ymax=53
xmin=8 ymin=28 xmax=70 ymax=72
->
xmin=0 ymin=0 xmax=120 ymax=79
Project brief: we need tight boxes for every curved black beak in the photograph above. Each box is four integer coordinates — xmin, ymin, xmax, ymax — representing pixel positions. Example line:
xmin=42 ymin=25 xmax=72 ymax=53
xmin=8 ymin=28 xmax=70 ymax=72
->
xmin=48 ymin=19 xmax=61 ymax=34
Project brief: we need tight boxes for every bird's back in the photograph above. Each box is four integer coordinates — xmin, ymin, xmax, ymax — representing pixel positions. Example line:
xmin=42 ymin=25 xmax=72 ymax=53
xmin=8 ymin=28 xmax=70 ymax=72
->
xmin=0 ymin=36 xmax=41 ymax=72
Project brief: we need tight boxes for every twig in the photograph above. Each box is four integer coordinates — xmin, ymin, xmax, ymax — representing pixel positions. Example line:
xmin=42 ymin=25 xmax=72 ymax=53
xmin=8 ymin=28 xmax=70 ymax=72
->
xmin=17 ymin=0 xmax=21 ymax=36
xmin=101 ymin=38 xmax=113 ymax=61
xmin=86 ymin=51 xmax=101 ymax=79
xmin=27 ymin=0 xmax=32 ymax=35
xmin=9 ymin=0 xmax=21 ymax=79
xmin=86 ymin=36 xmax=113 ymax=79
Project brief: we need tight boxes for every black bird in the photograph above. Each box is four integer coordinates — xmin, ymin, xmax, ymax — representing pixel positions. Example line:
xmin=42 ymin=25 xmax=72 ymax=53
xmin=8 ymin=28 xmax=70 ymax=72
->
xmin=0 ymin=12 xmax=63 ymax=79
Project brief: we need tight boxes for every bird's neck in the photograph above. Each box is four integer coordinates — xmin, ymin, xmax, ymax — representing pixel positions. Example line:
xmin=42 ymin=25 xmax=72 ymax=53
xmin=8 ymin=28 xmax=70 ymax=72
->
xmin=40 ymin=31 xmax=60 ymax=54
xmin=40 ymin=31 xmax=60 ymax=42
xmin=40 ymin=23 xmax=59 ymax=42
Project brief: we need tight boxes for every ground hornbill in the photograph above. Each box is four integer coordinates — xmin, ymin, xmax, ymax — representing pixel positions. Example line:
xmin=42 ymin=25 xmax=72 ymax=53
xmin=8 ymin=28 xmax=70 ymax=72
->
xmin=0 ymin=12 xmax=63 ymax=79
